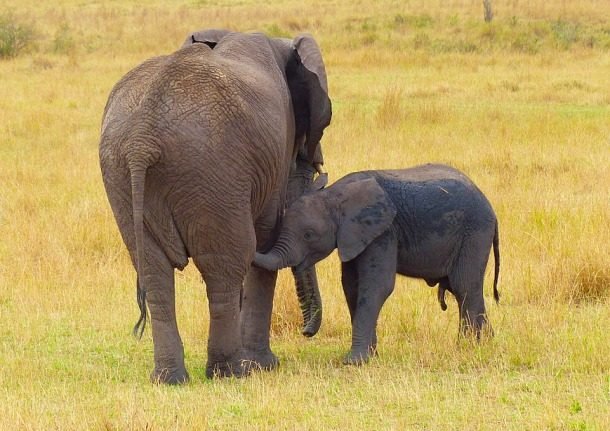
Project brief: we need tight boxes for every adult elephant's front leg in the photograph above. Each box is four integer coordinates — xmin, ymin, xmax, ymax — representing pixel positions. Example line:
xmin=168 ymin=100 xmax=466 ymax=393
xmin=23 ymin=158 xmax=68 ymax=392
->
xmin=240 ymin=266 xmax=279 ymax=370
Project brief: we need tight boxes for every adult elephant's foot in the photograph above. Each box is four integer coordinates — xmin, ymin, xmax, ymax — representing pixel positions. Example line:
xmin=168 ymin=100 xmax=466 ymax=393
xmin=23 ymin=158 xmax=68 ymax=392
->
xmin=343 ymin=347 xmax=375 ymax=366
xmin=205 ymin=359 xmax=251 ymax=379
xmin=150 ymin=367 xmax=189 ymax=385
xmin=243 ymin=348 xmax=280 ymax=372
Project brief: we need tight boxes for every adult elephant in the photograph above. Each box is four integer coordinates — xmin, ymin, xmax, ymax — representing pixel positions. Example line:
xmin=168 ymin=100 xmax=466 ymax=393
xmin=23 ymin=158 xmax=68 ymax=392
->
xmin=99 ymin=29 xmax=331 ymax=383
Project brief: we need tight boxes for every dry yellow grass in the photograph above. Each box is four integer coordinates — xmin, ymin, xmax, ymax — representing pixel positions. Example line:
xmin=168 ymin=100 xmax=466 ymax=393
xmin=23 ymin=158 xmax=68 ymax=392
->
xmin=0 ymin=0 xmax=609 ymax=429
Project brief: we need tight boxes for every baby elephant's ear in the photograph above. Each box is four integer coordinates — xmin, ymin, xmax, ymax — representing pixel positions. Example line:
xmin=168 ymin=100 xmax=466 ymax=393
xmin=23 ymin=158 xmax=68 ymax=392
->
xmin=337 ymin=178 xmax=397 ymax=262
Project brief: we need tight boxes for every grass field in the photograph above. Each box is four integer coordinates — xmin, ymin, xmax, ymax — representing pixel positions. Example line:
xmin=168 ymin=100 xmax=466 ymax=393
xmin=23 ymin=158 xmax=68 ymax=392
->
xmin=1 ymin=0 xmax=609 ymax=429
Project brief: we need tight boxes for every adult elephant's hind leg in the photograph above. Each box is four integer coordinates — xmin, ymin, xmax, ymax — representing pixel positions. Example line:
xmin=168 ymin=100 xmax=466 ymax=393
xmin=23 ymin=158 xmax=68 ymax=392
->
xmin=196 ymin=252 xmax=251 ymax=378
xmin=239 ymin=200 xmax=282 ymax=372
xmin=144 ymin=238 xmax=188 ymax=384
xmin=240 ymin=266 xmax=279 ymax=371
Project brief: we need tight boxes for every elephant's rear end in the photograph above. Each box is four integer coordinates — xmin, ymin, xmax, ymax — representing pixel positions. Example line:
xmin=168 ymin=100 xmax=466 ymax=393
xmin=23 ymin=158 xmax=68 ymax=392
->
xmin=395 ymin=164 xmax=499 ymax=338
xmin=374 ymin=164 xmax=499 ymax=338
xmin=102 ymin=41 xmax=288 ymax=260
xmin=99 ymin=53 xmax=192 ymax=273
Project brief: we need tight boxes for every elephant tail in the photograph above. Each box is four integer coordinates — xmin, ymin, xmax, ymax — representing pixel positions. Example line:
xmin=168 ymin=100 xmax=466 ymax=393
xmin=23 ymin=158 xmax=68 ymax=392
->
xmin=129 ymin=160 xmax=148 ymax=339
xmin=123 ymin=134 xmax=161 ymax=339
xmin=134 ymin=275 xmax=147 ymax=339
xmin=492 ymin=221 xmax=500 ymax=304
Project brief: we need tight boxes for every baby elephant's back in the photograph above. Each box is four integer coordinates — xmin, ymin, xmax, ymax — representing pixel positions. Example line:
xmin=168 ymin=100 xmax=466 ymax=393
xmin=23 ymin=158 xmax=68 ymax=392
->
xmin=371 ymin=164 xmax=496 ymax=234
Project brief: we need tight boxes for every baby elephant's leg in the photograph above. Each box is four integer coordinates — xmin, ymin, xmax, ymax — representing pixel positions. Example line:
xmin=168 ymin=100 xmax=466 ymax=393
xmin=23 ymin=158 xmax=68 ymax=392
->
xmin=345 ymin=231 xmax=397 ymax=365
xmin=342 ymin=262 xmax=379 ymax=358
xmin=450 ymin=232 xmax=494 ymax=339
xmin=341 ymin=261 xmax=358 ymax=326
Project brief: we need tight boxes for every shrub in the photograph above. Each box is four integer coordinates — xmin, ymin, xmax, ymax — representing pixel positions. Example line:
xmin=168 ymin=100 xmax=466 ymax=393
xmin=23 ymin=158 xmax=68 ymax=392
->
xmin=53 ymin=23 xmax=75 ymax=55
xmin=403 ymin=13 xmax=434 ymax=29
xmin=361 ymin=31 xmax=378 ymax=46
xmin=0 ymin=13 xmax=35 ymax=58
xmin=411 ymin=32 xmax=431 ymax=50
xmin=511 ymin=31 xmax=541 ymax=54
xmin=551 ymin=20 xmax=580 ymax=49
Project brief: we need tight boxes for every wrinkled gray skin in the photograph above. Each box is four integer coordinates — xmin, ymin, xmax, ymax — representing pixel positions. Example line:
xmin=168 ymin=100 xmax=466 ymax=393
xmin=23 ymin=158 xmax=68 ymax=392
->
xmin=255 ymin=164 xmax=500 ymax=365
xmin=100 ymin=29 xmax=331 ymax=383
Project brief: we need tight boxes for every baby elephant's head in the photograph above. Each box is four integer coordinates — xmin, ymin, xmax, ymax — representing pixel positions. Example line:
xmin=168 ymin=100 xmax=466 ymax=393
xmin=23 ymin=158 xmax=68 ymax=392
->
xmin=255 ymin=176 xmax=397 ymax=272
xmin=256 ymin=187 xmax=337 ymax=273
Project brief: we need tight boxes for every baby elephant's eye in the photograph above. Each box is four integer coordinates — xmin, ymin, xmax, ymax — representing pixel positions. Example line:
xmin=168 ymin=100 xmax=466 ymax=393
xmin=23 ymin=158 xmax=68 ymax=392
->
xmin=304 ymin=230 xmax=315 ymax=241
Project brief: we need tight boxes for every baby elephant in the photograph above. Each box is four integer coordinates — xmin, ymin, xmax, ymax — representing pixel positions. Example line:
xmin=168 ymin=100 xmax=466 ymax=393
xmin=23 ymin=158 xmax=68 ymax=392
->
xmin=255 ymin=164 xmax=500 ymax=365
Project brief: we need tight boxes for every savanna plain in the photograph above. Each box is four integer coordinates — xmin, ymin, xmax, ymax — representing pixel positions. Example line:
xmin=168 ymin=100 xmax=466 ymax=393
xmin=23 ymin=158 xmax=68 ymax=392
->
xmin=0 ymin=0 xmax=609 ymax=429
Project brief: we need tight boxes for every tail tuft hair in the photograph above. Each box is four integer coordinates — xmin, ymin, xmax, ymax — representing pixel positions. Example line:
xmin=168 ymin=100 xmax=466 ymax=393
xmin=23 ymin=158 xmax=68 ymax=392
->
xmin=133 ymin=276 xmax=147 ymax=339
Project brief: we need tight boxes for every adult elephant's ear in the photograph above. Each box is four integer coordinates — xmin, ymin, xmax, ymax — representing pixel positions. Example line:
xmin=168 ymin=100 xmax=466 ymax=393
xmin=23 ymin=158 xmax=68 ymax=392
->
xmin=181 ymin=29 xmax=232 ymax=49
xmin=288 ymin=34 xmax=332 ymax=163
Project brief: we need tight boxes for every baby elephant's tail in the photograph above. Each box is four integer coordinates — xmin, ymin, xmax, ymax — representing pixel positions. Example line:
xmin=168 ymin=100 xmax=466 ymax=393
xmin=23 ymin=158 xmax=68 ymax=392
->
xmin=492 ymin=222 xmax=500 ymax=304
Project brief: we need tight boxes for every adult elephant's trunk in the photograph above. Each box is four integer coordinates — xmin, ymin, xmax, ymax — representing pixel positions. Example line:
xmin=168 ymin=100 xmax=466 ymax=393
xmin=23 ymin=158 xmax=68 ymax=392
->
xmin=253 ymin=249 xmax=323 ymax=337
xmin=282 ymin=159 xmax=325 ymax=337
xmin=292 ymin=266 xmax=322 ymax=337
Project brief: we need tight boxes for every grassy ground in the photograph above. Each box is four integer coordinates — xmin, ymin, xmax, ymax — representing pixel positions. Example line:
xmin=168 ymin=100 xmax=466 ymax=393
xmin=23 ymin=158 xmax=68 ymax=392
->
xmin=1 ymin=0 xmax=609 ymax=429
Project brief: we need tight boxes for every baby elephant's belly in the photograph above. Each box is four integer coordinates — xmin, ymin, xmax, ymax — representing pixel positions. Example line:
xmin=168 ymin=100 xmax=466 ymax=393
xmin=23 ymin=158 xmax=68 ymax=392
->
xmin=395 ymin=237 xmax=457 ymax=280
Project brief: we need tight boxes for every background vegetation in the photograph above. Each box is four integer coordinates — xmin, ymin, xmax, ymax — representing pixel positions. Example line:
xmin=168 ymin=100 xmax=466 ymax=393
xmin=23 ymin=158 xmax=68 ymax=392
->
xmin=0 ymin=0 xmax=608 ymax=429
